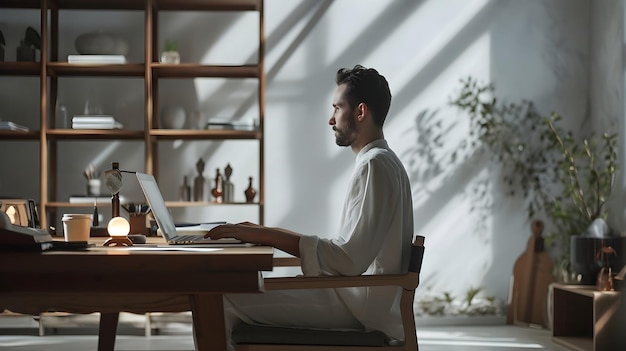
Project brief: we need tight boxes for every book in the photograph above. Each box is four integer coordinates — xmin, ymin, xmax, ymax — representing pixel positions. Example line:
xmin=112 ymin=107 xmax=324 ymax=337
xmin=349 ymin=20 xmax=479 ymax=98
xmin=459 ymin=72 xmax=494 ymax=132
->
xmin=72 ymin=115 xmax=116 ymax=123
xmin=68 ymin=55 xmax=127 ymax=64
xmin=72 ymin=115 xmax=123 ymax=129
xmin=0 ymin=121 xmax=29 ymax=132
xmin=206 ymin=119 xmax=257 ymax=131
xmin=72 ymin=122 xmax=123 ymax=130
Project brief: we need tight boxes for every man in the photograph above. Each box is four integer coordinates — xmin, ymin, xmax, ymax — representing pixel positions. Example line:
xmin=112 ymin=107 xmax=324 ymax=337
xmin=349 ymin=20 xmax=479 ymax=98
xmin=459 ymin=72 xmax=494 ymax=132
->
xmin=207 ymin=65 xmax=414 ymax=348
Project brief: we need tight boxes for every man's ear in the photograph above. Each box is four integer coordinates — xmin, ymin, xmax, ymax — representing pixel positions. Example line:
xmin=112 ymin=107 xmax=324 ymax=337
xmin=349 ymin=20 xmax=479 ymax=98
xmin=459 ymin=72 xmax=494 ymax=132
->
xmin=355 ymin=102 xmax=368 ymax=122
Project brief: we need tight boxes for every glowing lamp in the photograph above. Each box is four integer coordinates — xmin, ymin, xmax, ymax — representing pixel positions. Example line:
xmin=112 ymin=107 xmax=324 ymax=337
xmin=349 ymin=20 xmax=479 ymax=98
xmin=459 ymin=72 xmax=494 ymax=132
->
xmin=103 ymin=216 xmax=133 ymax=246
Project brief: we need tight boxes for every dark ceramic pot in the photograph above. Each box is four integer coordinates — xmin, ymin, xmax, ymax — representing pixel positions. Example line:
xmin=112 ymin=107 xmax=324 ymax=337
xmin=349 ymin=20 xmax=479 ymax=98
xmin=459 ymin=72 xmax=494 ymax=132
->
xmin=570 ymin=236 xmax=626 ymax=285
xmin=16 ymin=46 xmax=35 ymax=62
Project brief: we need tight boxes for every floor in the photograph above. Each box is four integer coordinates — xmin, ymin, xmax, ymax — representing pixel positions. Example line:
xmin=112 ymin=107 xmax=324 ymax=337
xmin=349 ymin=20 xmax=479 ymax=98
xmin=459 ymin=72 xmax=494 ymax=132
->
xmin=0 ymin=314 xmax=570 ymax=351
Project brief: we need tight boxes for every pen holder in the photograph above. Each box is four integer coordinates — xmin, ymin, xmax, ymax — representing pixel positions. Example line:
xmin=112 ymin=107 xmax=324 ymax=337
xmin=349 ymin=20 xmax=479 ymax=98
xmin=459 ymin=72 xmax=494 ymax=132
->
xmin=129 ymin=214 xmax=150 ymax=236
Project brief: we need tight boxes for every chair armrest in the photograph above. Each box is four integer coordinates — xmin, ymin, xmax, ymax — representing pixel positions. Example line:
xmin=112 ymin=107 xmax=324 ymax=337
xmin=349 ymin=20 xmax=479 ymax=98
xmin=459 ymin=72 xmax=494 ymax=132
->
xmin=272 ymin=256 xmax=301 ymax=267
xmin=264 ymin=273 xmax=418 ymax=291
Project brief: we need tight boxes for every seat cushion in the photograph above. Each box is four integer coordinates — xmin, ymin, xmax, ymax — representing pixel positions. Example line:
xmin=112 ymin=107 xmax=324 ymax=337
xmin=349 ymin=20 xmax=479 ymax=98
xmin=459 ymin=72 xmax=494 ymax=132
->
xmin=232 ymin=323 xmax=389 ymax=346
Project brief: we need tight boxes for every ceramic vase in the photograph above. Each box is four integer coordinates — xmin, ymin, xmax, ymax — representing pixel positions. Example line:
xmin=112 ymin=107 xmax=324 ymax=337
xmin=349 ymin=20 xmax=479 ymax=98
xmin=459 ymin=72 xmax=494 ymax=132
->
xmin=75 ymin=32 xmax=129 ymax=55
xmin=160 ymin=106 xmax=186 ymax=129
xmin=16 ymin=46 xmax=35 ymax=62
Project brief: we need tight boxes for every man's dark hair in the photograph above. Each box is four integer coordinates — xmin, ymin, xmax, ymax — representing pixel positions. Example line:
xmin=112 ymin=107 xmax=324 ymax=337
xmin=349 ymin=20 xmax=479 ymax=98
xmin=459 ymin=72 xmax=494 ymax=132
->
xmin=335 ymin=65 xmax=392 ymax=127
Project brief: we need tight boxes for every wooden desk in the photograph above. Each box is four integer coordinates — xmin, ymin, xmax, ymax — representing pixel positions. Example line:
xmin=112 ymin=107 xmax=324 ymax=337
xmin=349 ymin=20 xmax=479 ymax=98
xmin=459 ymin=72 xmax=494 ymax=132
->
xmin=0 ymin=244 xmax=274 ymax=351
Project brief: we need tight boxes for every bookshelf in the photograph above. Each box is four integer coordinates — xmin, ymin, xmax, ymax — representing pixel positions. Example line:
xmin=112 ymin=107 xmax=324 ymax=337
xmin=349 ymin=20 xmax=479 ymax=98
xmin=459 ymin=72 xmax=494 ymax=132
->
xmin=0 ymin=0 xmax=265 ymax=229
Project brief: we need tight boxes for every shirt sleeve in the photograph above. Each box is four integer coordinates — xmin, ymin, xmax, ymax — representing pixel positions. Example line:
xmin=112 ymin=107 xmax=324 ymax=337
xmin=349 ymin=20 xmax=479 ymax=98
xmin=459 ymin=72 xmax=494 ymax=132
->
xmin=299 ymin=157 xmax=397 ymax=276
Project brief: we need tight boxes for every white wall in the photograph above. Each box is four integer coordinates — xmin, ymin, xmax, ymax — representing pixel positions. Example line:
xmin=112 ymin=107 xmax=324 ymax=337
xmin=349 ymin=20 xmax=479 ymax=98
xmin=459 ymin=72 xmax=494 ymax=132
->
xmin=0 ymin=0 xmax=603 ymax=304
xmin=588 ymin=0 xmax=625 ymax=232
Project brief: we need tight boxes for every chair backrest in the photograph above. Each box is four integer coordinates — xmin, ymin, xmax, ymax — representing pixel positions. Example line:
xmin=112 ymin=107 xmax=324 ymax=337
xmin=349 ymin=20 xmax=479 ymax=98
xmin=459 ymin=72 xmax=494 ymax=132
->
xmin=410 ymin=235 xmax=426 ymax=273
xmin=399 ymin=235 xmax=425 ymax=350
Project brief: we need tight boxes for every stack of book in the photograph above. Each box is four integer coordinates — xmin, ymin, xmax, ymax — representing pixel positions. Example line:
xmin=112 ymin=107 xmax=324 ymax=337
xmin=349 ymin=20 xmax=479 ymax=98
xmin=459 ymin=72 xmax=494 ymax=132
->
xmin=67 ymin=55 xmax=126 ymax=64
xmin=0 ymin=121 xmax=29 ymax=132
xmin=69 ymin=195 xmax=126 ymax=204
xmin=72 ymin=115 xmax=123 ymax=129
xmin=206 ymin=118 xmax=257 ymax=131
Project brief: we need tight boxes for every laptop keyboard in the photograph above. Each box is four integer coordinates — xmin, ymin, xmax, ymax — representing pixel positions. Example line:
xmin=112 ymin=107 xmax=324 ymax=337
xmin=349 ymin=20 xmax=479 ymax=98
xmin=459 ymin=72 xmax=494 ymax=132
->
xmin=173 ymin=234 xmax=207 ymax=243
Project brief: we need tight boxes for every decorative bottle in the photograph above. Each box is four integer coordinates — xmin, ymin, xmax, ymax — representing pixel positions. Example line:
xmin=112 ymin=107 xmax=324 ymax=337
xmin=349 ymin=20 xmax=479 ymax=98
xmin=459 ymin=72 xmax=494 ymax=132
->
xmin=193 ymin=158 xmax=205 ymax=202
xmin=244 ymin=176 xmax=257 ymax=203
xmin=222 ymin=163 xmax=234 ymax=203
xmin=211 ymin=168 xmax=223 ymax=203
xmin=179 ymin=175 xmax=191 ymax=201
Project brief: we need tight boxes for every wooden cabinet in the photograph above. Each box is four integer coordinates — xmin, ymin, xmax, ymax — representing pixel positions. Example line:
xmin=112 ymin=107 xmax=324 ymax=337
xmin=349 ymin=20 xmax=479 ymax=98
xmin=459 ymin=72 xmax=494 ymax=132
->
xmin=552 ymin=283 xmax=626 ymax=351
xmin=0 ymin=0 xmax=265 ymax=229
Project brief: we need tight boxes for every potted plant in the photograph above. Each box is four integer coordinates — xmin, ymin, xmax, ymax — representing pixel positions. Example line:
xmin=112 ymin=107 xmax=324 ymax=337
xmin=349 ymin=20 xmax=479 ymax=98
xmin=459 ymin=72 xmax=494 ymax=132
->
xmin=450 ymin=77 xmax=619 ymax=281
xmin=160 ymin=39 xmax=180 ymax=64
xmin=16 ymin=26 xmax=41 ymax=62
xmin=0 ymin=29 xmax=5 ymax=61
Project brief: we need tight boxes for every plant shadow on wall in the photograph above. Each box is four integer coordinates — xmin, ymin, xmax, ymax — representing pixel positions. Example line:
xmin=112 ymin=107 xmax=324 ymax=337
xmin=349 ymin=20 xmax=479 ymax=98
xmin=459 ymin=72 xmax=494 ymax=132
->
xmin=402 ymin=109 xmax=493 ymax=238
xmin=403 ymin=109 xmax=505 ymax=319
xmin=450 ymin=77 xmax=619 ymax=282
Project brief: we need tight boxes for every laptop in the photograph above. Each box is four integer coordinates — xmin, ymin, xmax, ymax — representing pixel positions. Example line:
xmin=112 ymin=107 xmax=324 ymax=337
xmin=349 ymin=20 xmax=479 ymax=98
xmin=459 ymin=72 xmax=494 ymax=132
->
xmin=135 ymin=172 xmax=241 ymax=245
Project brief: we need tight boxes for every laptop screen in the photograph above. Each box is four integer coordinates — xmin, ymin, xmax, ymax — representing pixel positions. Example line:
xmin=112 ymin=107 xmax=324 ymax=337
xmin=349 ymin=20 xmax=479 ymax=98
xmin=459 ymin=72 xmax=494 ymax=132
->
xmin=135 ymin=172 xmax=177 ymax=240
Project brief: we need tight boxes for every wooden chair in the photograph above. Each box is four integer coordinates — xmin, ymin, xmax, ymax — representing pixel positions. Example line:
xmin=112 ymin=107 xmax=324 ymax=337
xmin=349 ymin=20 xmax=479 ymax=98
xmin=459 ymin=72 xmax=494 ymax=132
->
xmin=233 ymin=235 xmax=426 ymax=351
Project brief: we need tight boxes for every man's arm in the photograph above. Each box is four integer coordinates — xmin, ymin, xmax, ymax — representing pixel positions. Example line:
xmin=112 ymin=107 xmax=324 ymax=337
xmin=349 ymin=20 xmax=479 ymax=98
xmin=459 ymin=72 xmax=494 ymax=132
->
xmin=206 ymin=222 xmax=302 ymax=257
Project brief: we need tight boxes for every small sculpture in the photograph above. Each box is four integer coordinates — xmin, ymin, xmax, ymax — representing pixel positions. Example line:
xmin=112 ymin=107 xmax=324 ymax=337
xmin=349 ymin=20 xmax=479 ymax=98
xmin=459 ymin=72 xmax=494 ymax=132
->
xmin=222 ymin=163 xmax=234 ymax=203
xmin=245 ymin=176 xmax=257 ymax=203
xmin=179 ymin=175 xmax=191 ymax=201
xmin=596 ymin=246 xmax=616 ymax=291
xmin=194 ymin=158 xmax=205 ymax=202
xmin=211 ymin=168 xmax=223 ymax=203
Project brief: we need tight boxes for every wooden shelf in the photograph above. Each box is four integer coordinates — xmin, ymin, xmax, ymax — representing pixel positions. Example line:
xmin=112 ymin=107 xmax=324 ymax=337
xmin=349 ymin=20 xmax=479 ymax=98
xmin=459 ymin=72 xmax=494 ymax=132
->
xmin=165 ymin=201 xmax=259 ymax=207
xmin=47 ymin=129 xmax=145 ymax=140
xmin=151 ymin=129 xmax=260 ymax=140
xmin=0 ymin=62 xmax=40 ymax=76
xmin=152 ymin=64 xmax=260 ymax=78
xmin=46 ymin=202 xmax=111 ymax=208
xmin=154 ymin=0 xmax=260 ymax=11
xmin=46 ymin=201 xmax=260 ymax=208
xmin=52 ymin=0 xmax=145 ymax=10
xmin=47 ymin=63 xmax=145 ymax=77
xmin=0 ymin=130 xmax=39 ymax=140
xmin=49 ymin=0 xmax=260 ymax=11
xmin=0 ymin=0 xmax=40 ymax=9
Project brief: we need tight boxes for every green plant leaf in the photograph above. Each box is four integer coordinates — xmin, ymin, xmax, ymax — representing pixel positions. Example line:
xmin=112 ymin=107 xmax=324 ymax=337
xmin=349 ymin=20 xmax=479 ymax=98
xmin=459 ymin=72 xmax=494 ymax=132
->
xmin=24 ymin=26 xmax=41 ymax=50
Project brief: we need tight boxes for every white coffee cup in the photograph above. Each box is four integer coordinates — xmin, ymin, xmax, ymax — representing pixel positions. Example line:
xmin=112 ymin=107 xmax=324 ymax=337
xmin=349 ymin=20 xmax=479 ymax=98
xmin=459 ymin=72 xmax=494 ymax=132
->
xmin=62 ymin=214 xmax=92 ymax=242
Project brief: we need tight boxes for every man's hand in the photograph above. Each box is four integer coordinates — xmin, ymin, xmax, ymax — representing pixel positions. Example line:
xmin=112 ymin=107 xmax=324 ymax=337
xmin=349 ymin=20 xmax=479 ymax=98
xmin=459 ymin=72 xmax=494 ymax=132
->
xmin=205 ymin=222 xmax=302 ymax=257
xmin=205 ymin=222 xmax=262 ymax=243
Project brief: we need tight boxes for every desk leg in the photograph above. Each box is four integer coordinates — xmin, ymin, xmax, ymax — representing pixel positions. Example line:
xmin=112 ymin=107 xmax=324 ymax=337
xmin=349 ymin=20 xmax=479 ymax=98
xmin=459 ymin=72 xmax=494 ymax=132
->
xmin=98 ymin=312 xmax=119 ymax=351
xmin=191 ymin=294 xmax=226 ymax=351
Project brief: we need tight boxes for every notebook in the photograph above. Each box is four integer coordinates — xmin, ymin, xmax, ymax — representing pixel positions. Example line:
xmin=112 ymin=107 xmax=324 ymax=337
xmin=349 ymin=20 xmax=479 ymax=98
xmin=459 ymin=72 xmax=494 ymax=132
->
xmin=135 ymin=172 xmax=241 ymax=245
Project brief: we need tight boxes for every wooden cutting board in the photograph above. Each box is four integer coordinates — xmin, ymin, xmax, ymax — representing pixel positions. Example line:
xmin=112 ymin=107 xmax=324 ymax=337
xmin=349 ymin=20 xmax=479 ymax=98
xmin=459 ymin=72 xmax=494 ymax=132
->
xmin=507 ymin=220 xmax=554 ymax=328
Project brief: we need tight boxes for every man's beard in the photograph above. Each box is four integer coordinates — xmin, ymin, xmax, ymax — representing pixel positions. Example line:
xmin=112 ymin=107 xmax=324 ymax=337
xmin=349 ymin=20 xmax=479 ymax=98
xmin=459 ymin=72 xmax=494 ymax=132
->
xmin=333 ymin=115 xmax=357 ymax=147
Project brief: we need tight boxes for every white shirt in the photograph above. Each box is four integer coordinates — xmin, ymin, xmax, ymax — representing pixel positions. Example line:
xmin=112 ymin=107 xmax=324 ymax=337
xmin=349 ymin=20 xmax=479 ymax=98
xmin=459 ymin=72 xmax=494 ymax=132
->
xmin=298 ymin=139 xmax=414 ymax=340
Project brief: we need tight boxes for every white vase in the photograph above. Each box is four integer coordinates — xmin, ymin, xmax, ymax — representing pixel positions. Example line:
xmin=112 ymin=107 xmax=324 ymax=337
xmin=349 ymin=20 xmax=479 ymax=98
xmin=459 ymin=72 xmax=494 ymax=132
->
xmin=160 ymin=51 xmax=180 ymax=64
xmin=75 ymin=32 xmax=129 ymax=55
xmin=160 ymin=106 xmax=186 ymax=129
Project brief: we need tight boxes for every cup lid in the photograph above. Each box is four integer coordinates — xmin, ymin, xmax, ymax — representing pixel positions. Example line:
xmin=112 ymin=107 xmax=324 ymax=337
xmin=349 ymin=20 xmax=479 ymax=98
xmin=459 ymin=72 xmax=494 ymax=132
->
xmin=62 ymin=214 xmax=92 ymax=219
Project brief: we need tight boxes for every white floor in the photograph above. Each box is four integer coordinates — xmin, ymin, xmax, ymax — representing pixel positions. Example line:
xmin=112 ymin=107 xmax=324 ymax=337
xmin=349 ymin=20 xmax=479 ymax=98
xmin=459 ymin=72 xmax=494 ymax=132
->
xmin=0 ymin=318 xmax=570 ymax=351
